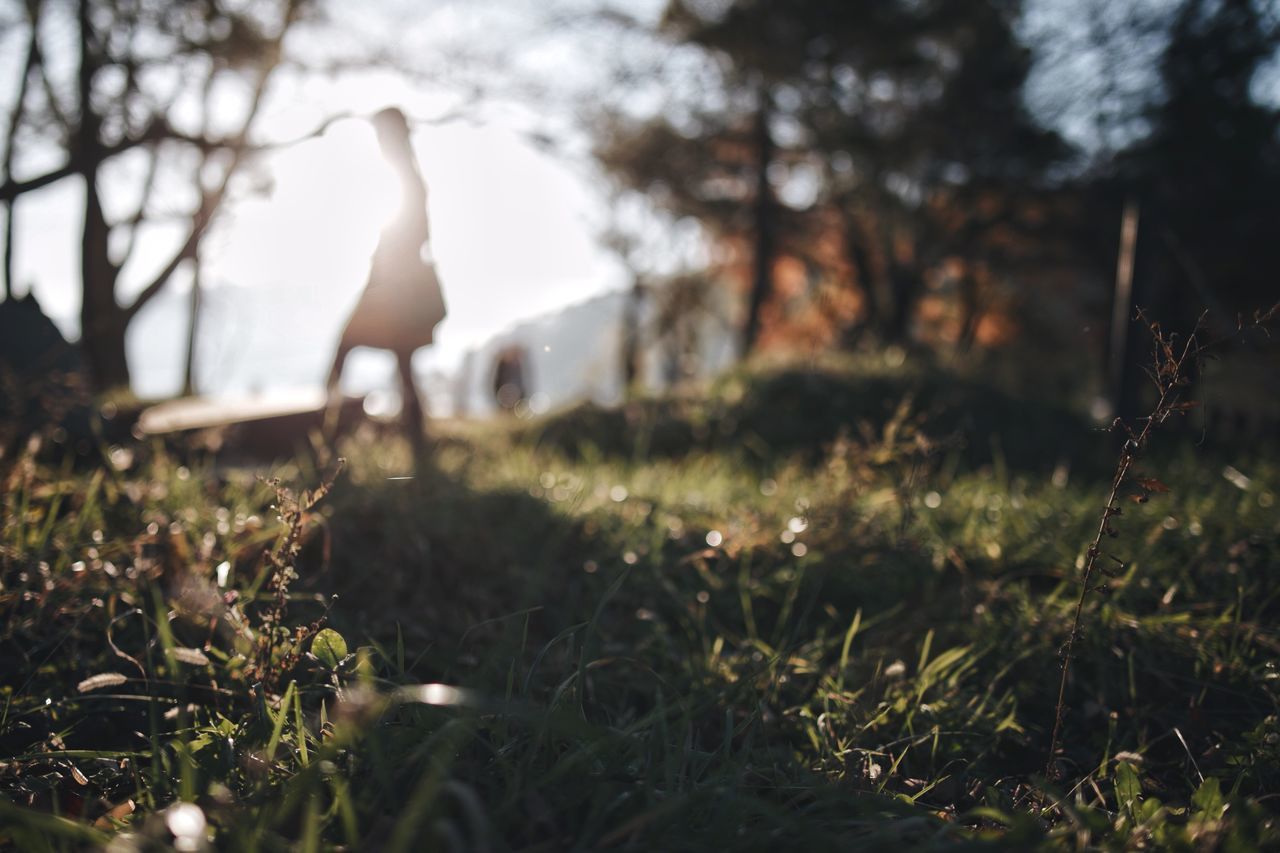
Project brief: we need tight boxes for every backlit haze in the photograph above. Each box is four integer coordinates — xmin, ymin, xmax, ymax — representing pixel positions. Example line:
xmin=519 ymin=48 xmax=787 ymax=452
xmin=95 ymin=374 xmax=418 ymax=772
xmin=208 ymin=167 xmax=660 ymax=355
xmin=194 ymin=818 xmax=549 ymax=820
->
xmin=6 ymin=2 xmax=643 ymax=404
xmin=5 ymin=0 xmax=1214 ymax=407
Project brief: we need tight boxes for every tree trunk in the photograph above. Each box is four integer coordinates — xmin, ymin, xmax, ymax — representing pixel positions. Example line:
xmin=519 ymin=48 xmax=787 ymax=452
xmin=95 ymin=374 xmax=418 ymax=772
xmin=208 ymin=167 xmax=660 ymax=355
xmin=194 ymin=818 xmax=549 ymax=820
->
xmin=883 ymin=260 xmax=922 ymax=345
xmin=741 ymin=92 xmax=775 ymax=356
xmin=2 ymin=8 xmax=41 ymax=303
xmin=182 ymin=254 xmax=202 ymax=396
xmin=79 ymin=305 xmax=131 ymax=391
xmin=956 ymin=264 xmax=980 ymax=352
xmin=870 ymin=217 xmax=923 ymax=346
xmin=838 ymin=207 xmax=879 ymax=348
xmin=620 ymin=278 xmax=644 ymax=396
xmin=75 ymin=0 xmax=132 ymax=392
xmin=79 ymin=164 xmax=129 ymax=390
xmin=1107 ymin=197 xmax=1141 ymax=423
xmin=1112 ymin=198 xmax=1170 ymax=430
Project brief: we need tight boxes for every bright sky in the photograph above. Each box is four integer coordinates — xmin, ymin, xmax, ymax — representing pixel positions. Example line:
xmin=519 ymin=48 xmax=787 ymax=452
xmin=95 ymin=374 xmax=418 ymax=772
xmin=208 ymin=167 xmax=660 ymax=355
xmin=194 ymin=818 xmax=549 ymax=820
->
xmin=209 ymin=112 xmax=627 ymax=364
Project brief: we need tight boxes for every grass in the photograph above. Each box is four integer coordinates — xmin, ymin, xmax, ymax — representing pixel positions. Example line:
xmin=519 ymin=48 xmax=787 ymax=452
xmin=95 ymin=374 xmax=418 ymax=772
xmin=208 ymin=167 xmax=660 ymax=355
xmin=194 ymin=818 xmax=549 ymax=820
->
xmin=1 ymin=354 xmax=1277 ymax=850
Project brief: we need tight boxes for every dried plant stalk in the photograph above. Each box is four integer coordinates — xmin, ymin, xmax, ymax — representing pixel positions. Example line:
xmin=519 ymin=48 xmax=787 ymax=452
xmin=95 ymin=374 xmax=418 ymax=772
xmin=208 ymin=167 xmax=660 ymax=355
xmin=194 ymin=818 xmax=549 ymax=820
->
xmin=1047 ymin=302 xmax=1278 ymax=774
xmin=1046 ymin=311 xmax=1204 ymax=775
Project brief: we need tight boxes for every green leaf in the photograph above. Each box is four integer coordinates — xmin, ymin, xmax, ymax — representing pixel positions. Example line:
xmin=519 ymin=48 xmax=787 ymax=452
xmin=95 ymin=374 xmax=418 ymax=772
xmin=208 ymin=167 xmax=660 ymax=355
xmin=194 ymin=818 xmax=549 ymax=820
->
xmin=312 ymin=629 xmax=348 ymax=670
xmin=1191 ymin=776 xmax=1224 ymax=820
xmin=1114 ymin=761 xmax=1142 ymax=821
xmin=266 ymin=681 xmax=296 ymax=762
xmin=1138 ymin=796 xmax=1164 ymax=823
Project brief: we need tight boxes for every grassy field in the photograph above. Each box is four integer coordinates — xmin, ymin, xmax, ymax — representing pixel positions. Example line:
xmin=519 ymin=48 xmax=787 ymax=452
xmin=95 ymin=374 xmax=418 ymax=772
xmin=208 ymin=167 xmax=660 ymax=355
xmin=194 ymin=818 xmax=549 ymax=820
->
xmin=2 ymin=354 xmax=1277 ymax=850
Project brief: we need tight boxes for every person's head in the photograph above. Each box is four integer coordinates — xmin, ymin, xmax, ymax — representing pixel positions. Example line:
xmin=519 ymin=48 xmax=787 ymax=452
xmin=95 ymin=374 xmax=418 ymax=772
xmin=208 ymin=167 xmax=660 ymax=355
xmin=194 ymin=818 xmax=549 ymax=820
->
xmin=370 ymin=107 xmax=410 ymax=150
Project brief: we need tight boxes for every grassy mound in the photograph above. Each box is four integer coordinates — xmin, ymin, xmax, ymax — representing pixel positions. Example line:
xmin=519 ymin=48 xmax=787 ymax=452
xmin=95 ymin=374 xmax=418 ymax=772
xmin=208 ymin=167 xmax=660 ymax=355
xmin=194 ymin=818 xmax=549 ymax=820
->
xmin=520 ymin=355 xmax=1101 ymax=475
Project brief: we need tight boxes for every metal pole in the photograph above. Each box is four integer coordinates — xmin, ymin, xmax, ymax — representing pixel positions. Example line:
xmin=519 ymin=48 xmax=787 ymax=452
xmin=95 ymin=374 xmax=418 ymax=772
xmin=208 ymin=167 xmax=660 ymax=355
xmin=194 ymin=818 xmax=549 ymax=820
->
xmin=181 ymin=254 xmax=201 ymax=396
xmin=1108 ymin=197 xmax=1140 ymax=417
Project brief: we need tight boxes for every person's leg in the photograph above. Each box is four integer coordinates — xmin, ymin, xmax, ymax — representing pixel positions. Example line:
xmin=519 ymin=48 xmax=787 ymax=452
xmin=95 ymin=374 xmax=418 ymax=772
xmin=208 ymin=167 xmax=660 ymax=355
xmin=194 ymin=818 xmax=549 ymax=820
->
xmin=322 ymin=338 xmax=355 ymax=440
xmin=396 ymin=348 xmax=426 ymax=446
xmin=327 ymin=338 xmax=354 ymax=396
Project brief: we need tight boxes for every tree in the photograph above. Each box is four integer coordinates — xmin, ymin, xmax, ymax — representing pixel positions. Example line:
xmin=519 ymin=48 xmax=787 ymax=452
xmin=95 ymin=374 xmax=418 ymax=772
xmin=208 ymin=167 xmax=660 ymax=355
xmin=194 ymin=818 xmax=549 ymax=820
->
xmin=776 ymin=0 xmax=1068 ymax=346
xmin=593 ymin=0 xmax=1068 ymax=354
xmin=592 ymin=2 xmax=811 ymax=357
xmin=0 ymin=0 xmax=314 ymax=391
xmin=1102 ymin=0 xmax=1280 ymax=421
xmin=1121 ymin=0 xmax=1280 ymax=318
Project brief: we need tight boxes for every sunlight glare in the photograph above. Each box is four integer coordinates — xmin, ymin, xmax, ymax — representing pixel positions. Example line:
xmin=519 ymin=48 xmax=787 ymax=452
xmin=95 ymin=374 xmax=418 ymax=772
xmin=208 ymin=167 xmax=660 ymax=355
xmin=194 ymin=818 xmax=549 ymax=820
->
xmin=288 ymin=120 xmax=400 ymax=236
xmin=398 ymin=683 xmax=470 ymax=707
xmin=215 ymin=119 xmax=398 ymax=298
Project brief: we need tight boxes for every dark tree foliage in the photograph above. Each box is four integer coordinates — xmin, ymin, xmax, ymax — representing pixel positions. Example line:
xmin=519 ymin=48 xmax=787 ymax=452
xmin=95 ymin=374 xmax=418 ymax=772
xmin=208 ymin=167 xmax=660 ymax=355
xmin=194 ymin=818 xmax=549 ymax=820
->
xmin=595 ymin=0 xmax=1069 ymax=352
xmin=785 ymin=0 xmax=1069 ymax=346
xmin=1082 ymin=0 xmax=1280 ymax=425
xmin=1116 ymin=0 xmax=1280 ymax=326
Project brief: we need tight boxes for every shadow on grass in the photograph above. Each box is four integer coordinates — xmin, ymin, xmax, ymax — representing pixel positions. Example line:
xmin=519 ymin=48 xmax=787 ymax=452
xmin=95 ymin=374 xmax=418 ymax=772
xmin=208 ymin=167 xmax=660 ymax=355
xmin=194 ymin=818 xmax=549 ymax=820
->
xmin=306 ymin=451 xmax=610 ymax=682
xmin=295 ymin=450 xmax=1031 ymax=848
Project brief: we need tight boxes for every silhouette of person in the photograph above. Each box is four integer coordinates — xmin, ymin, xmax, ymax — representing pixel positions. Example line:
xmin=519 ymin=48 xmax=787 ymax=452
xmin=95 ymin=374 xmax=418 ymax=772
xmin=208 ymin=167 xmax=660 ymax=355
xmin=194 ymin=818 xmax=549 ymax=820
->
xmin=327 ymin=107 xmax=446 ymax=444
xmin=492 ymin=345 xmax=529 ymax=414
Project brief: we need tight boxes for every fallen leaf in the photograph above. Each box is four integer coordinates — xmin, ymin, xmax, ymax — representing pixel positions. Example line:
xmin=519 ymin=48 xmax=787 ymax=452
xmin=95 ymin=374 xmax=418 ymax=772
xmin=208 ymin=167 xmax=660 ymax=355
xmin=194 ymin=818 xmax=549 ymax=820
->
xmin=93 ymin=799 xmax=136 ymax=830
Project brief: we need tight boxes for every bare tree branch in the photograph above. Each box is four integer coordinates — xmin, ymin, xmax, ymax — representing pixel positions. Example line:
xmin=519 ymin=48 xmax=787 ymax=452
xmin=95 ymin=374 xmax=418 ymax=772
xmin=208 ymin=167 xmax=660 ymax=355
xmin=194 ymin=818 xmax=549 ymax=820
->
xmin=26 ymin=3 xmax=70 ymax=132
xmin=122 ymin=19 xmax=287 ymax=323
xmin=2 ymin=3 xmax=42 ymax=300
xmin=121 ymin=190 xmax=213 ymax=323
xmin=0 ymin=100 xmax=475 ymax=206
xmin=114 ymin=141 xmax=161 ymax=270
xmin=0 ymin=117 xmax=236 ymax=204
